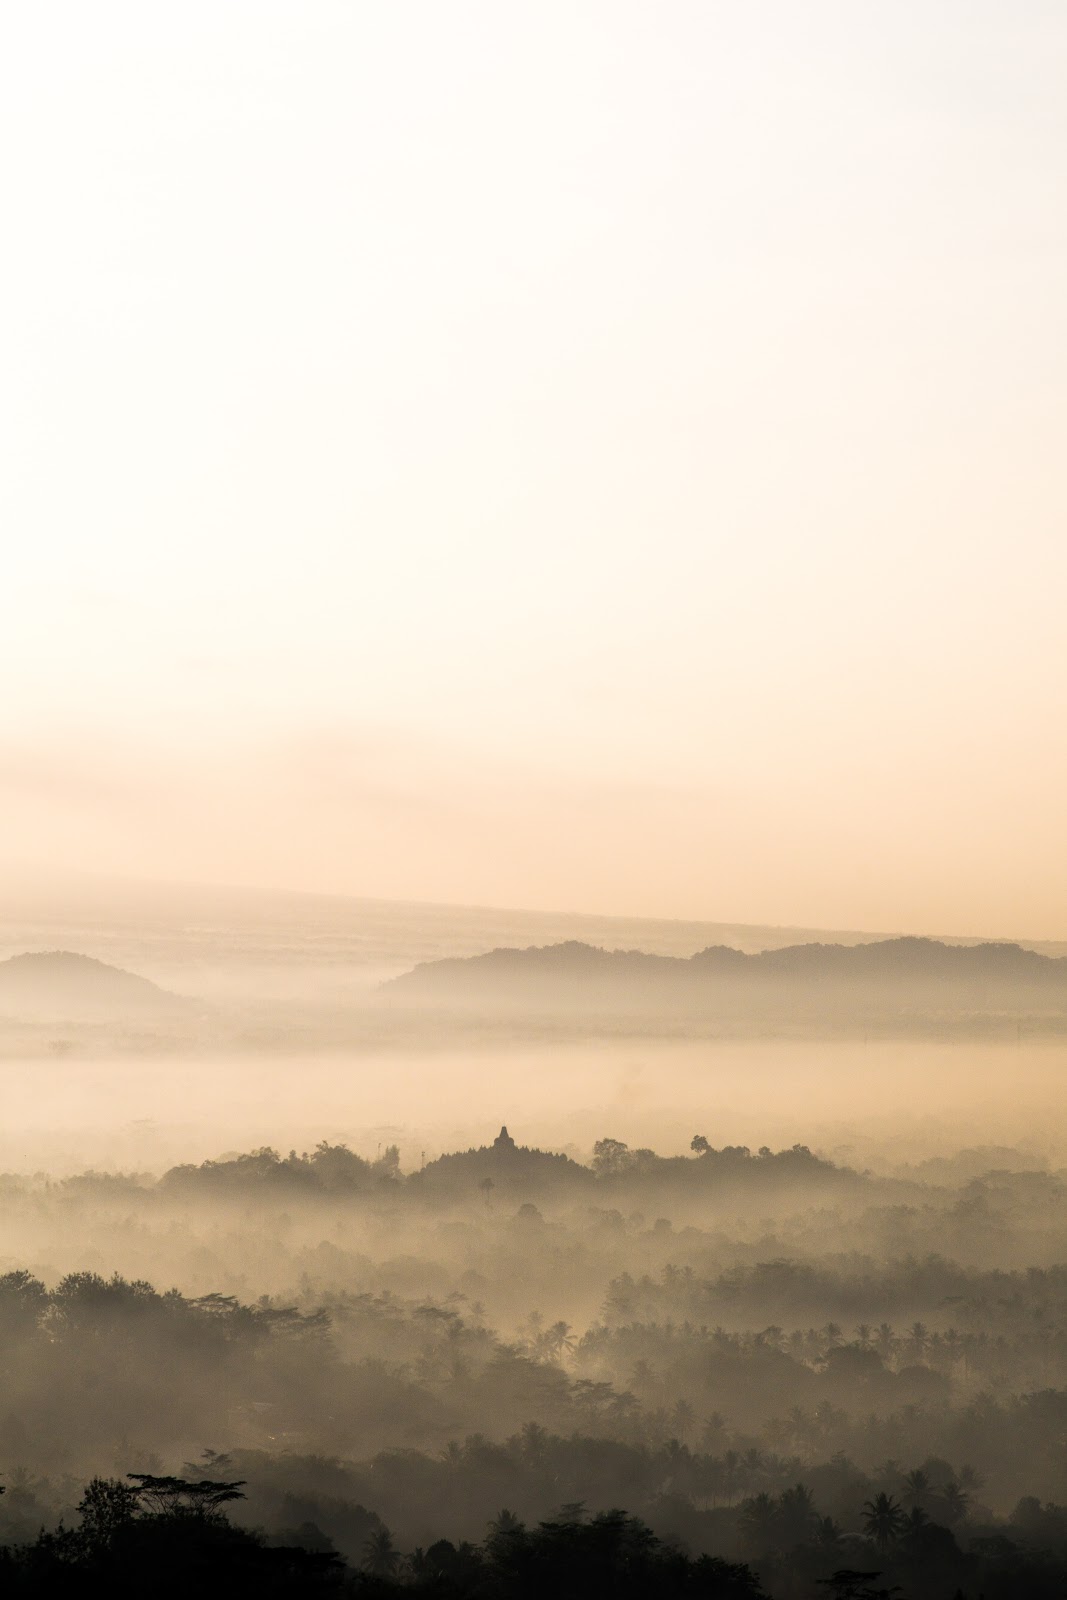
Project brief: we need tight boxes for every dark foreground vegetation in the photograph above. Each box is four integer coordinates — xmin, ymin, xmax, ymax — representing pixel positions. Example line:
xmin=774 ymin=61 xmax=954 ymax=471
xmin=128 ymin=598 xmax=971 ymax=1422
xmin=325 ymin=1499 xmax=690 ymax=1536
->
xmin=7 ymin=1467 xmax=1067 ymax=1598
xmin=0 ymin=1475 xmax=765 ymax=1597
xmin=5 ymin=1129 xmax=1067 ymax=1594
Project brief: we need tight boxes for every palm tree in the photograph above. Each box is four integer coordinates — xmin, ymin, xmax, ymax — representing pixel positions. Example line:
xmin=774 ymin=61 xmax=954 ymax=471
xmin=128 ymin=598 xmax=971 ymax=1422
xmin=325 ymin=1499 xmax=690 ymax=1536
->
xmin=648 ymin=1406 xmax=669 ymax=1444
xmin=902 ymin=1468 xmax=930 ymax=1507
xmin=671 ymin=1398 xmax=696 ymax=1442
xmin=520 ymin=1421 xmax=548 ymax=1464
xmin=690 ymin=1457 xmax=722 ymax=1510
xmin=630 ymin=1359 xmax=655 ymax=1393
xmin=786 ymin=1405 xmax=810 ymax=1453
xmin=700 ymin=1412 xmax=727 ymax=1452
xmin=862 ymin=1492 xmax=906 ymax=1551
xmin=573 ymin=1378 xmax=613 ymax=1424
xmin=957 ymin=1464 xmax=985 ymax=1492
xmin=609 ymin=1390 xmax=640 ymax=1431
xmin=814 ymin=1514 xmax=842 ymax=1548
xmin=363 ymin=1527 xmax=400 ymax=1576
xmin=940 ymin=1481 xmax=970 ymax=1524
xmin=777 ymin=1483 xmax=817 ymax=1546
xmin=520 ymin=1309 xmax=545 ymax=1351
xmin=739 ymin=1492 xmax=778 ymax=1551
xmin=756 ymin=1326 xmax=785 ymax=1352
xmin=546 ymin=1320 xmax=575 ymax=1362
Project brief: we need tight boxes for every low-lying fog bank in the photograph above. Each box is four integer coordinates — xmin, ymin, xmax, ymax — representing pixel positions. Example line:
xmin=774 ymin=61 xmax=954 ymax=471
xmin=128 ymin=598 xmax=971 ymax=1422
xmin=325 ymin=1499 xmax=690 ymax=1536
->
xmin=2 ymin=1118 xmax=1067 ymax=1598
xmin=0 ymin=1037 xmax=1063 ymax=1176
xmin=2 ymin=1043 xmax=1067 ymax=1596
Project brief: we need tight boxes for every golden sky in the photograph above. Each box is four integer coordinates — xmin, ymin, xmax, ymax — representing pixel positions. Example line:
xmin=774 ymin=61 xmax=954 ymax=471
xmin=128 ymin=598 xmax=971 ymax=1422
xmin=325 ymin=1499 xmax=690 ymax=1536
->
xmin=2 ymin=3 xmax=1065 ymax=934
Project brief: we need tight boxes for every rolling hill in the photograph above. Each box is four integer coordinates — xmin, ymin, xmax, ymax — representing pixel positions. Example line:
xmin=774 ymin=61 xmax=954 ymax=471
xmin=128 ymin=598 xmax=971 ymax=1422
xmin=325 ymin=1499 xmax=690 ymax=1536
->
xmin=0 ymin=951 xmax=185 ymax=1020
xmin=383 ymin=936 xmax=1067 ymax=1029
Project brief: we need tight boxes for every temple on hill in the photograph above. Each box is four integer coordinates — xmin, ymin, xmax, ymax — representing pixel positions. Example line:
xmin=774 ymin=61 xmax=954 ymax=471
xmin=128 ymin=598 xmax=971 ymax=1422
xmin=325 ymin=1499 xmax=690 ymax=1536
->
xmin=493 ymin=1125 xmax=516 ymax=1151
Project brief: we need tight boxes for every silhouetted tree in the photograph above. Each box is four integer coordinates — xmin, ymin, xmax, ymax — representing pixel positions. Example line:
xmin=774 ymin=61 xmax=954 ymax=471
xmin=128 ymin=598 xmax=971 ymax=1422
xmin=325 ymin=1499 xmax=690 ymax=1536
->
xmin=363 ymin=1525 xmax=400 ymax=1575
xmin=862 ymin=1492 xmax=906 ymax=1551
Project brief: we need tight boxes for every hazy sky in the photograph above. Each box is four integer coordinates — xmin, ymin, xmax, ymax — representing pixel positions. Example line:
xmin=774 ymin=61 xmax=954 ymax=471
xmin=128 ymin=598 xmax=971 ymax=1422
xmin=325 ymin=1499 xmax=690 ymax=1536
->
xmin=3 ymin=2 xmax=1065 ymax=934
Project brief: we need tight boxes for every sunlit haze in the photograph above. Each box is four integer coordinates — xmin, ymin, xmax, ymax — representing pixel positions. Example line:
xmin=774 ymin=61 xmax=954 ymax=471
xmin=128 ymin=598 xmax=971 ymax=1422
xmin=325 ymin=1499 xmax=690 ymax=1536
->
xmin=3 ymin=3 xmax=1065 ymax=931
xmin=6 ymin=13 xmax=1067 ymax=1587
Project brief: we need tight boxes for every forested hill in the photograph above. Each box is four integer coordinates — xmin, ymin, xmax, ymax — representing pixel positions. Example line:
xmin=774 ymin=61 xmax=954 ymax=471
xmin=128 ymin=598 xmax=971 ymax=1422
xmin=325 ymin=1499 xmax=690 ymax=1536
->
xmin=0 ymin=950 xmax=183 ymax=1018
xmin=384 ymin=936 xmax=1067 ymax=1028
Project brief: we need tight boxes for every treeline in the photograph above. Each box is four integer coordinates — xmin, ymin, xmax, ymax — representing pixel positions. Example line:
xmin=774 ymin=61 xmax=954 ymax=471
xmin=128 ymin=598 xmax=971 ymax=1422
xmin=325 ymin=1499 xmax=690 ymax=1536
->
xmin=8 ymin=1466 xmax=1067 ymax=1599
xmin=7 ymin=1265 xmax=1067 ymax=1508
xmin=0 ymin=1472 xmax=767 ymax=1597
xmin=153 ymin=1135 xmax=846 ymax=1199
xmin=5 ymin=1132 xmax=1067 ymax=1593
xmin=603 ymin=1252 xmax=1067 ymax=1328
xmin=0 ymin=1135 xmax=855 ymax=1216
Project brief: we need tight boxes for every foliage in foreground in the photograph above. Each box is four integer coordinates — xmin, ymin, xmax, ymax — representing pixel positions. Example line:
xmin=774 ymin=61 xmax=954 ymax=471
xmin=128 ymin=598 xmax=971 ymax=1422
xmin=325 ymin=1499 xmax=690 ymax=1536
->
xmin=0 ymin=1474 xmax=765 ymax=1598
xmin=7 ymin=1467 xmax=1067 ymax=1597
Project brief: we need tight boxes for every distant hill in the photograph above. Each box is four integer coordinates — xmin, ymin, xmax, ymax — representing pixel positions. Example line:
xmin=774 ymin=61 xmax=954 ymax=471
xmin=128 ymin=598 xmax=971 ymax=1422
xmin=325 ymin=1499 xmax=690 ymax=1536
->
xmin=0 ymin=951 xmax=184 ymax=1020
xmin=384 ymin=937 xmax=1067 ymax=1029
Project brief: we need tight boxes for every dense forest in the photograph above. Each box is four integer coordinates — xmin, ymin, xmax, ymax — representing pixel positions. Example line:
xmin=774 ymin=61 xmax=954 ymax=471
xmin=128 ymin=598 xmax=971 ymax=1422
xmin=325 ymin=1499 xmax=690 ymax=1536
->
xmin=3 ymin=1129 xmax=1067 ymax=1594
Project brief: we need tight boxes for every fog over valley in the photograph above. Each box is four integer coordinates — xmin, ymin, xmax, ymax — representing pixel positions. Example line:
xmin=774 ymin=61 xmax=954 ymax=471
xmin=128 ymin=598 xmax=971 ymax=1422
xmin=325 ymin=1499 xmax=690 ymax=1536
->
xmin=5 ymin=1 xmax=1066 ymax=1592
xmin=1 ymin=888 xmax=1067 ymax=1597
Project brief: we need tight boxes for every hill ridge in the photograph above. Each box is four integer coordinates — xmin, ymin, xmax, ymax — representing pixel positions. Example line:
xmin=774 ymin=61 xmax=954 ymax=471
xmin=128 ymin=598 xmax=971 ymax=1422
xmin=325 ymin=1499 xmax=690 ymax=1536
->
xmin=384 ymin=936 xmax=1067 ymax=1026
xmin=0 ymin=949 xmax=182 ymax=1016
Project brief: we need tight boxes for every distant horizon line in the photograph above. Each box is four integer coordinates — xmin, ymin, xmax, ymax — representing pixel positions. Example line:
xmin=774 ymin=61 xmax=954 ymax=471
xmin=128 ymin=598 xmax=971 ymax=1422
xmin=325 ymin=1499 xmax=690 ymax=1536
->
xmin=3 ymin=862 xmax=1065 ymax=953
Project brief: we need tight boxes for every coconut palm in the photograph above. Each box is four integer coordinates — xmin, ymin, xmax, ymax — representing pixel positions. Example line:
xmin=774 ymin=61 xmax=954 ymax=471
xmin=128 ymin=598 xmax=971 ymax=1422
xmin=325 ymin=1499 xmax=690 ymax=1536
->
xmin=739 ymin=1492 xmax=778 ymax=1551
xmin=630 ymin=1358 xmax=655 ymax=1393
xmin=777 ymin=1483 xmax=818 ymax=1546
xmin=542 ymin=1321 xmax=575 ymax=1363
xmin=362 ymin=1527 xmax=400 ymax=1576
xmin=957 ymin=1463 xmax=985 ymax=1492
xmin=692 ymin=1456 xmax=723 ymax=1509
xmin=786 ymin=1406 xmax=811 ymax=1453
xmin=757 ymin=1326 xmax=786 ymax=1352
xmin=700 ymin=1411 xmax=727 ymax=1451
xmin=814 ymin=1514 xmax=843 ymax=1548
xmin=862 ymin=1492 xmax=906 ymax=1551
xmin=609 ymin=1390 xmax=640 ymax=1429
xmin=671 ymin=1398 xmax=696 ymax=1442
xmin=519 ymin=1421 xmax=548 ymax=1463
xmin=940 ymin=1481 xmax=970 ymax=1524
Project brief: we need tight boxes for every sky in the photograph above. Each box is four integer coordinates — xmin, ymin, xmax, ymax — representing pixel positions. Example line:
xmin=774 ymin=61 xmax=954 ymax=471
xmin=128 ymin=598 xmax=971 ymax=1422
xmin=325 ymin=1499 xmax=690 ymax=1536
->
xmin=2 ymin=2 xmax=1065 ymax=935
